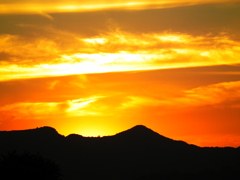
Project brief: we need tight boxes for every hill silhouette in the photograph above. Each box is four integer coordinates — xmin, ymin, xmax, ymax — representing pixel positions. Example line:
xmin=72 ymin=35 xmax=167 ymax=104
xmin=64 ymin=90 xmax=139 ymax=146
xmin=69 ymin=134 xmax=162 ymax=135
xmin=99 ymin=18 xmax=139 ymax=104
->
xmin=0 ymin=125 xmax=240 ymax=179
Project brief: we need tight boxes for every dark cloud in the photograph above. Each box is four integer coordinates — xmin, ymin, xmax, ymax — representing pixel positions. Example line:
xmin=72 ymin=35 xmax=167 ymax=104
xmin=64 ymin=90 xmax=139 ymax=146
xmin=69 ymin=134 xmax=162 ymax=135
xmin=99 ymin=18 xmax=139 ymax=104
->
xmin=49 ymin=2 xmax=240 ymax=36
xmin=1 ymin=3 xmax=240 ymax=37
xmin=0 ymin=52 xmax=14 ymax=61
xmin=0 ymin=14 xmax=52 ymax=37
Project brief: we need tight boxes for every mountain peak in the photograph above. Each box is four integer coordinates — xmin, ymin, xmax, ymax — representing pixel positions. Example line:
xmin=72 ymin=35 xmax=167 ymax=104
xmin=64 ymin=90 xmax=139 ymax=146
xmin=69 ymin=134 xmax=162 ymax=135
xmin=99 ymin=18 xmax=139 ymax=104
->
xmin=17 ymin=126 xmax=62 ymax=140
xmin=32 ymin=126 xmax=63 ymax=139
xmin=17 ymin=126 xmax=60 ymax=136
xmin=112 ymin=125 xmax=194 ymax=150
xmin=127 ymin=125 xmax=159 ymax=136
xmin=130 ymin=125 xmax=152 ymax=131
xmin=114 ymin=125 xmax=170 ymax=141
xmin=36 ymin=126 xmax=58 ymax=133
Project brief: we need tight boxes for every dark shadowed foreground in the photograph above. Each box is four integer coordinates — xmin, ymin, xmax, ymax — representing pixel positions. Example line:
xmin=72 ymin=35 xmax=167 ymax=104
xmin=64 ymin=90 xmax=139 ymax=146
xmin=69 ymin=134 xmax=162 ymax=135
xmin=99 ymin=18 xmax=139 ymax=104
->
xmin=0 ymin=151 xmax=62 ymax=179
xmin=0 ymin=125 xmax=240 ymax=179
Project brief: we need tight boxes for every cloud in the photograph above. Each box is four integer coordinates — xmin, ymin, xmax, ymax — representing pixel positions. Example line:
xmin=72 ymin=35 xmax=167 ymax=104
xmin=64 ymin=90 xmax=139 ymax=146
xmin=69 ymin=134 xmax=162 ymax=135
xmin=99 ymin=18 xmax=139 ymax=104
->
xmin=0 ymin=102 xmax=65 ymax=120
xmin=47 ymin=80 xmax=60 ymax=90
xmin=39 ymin=13 xmax=54 ymax=20
xmin=116 ymin=81 xmax=240 ymax=112
xmin=120 ymin=96 xmax=162 ymax=109
xmin=0 ymin=33 xmax=60 ymax=65
xmin=0 ymin=96 xmax=105 ymax=120
xmin=181 ymin=81 xmax=240 ymax=107
xmin=1 ymin=0 xmax=238 ymax=14
xmin=1 ymin=29 xmax=240 ymax=81
xmin=159 ymin=81 xmax=240 ymax=110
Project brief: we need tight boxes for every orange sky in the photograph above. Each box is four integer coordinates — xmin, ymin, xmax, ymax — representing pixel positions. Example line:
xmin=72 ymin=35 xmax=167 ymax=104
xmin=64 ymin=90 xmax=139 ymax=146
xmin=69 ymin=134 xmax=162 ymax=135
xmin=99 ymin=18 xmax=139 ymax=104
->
xmin=1 ymin=0 xmax=240 ymax=147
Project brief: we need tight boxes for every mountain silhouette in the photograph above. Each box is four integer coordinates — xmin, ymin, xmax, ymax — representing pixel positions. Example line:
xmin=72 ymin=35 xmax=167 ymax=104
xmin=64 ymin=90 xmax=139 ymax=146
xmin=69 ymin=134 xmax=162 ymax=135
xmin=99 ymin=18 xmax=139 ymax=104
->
xmin=114 ymin=125 xmax=193 ymax=147
xmin=115 ymin=124 xmax=168 ymax=140
xmin=0 ymin=125 xmax=240 ymax=180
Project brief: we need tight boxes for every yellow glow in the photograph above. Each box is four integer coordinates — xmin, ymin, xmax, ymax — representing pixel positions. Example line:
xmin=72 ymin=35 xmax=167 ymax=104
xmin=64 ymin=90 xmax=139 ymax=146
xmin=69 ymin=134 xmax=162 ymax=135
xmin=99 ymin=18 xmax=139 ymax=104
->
xmin=57 ymin=3 xmax=147 ymax=12
xmin=78 ymin=128 xmax=106 ymax=137
xmin=0 ymin=0 xmax=236 ymax=14
xmin=66 ymin=96 xmax=105 ymax=116
xmin=157 ymin=35 xmax=188 ymax=42
xmin=1 ymin=31 xmax=240 ymax=82
xmin=200 ymin=51 xmax=211 ymax=57
xmin=120 ymin=96 xmax=161 ymax=109
xmin=83 ymin=38 xmax=107 ymax=44
xmin=0 ymin=2 xmax=148 ymax=14
xmin=57 ymin=5 xmax=79 ymax=10
xmin=0 ymin=96 xmax=107 ymax=120
xmin=66 ymin=99 xmax=95 ymax=112
xmin=0 ymin=102 xmax=62 ymax=120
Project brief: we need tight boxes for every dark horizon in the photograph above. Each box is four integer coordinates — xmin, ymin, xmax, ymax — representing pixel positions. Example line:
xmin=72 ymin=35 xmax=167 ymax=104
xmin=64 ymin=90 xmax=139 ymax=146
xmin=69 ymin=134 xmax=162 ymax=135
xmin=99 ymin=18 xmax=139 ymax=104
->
xmin=1 ymin=124 xmax=240 ymax=179
xmin=1 ymin=124 xmax=239 ymax=148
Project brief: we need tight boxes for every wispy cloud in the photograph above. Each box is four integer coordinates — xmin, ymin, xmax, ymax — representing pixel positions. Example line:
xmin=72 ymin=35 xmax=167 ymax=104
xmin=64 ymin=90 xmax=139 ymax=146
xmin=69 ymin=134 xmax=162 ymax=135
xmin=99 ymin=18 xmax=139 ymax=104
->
xmin=118 ymin=81 xmax=240 ymax=111
xmin=181 ymin=81 xmax=240 ymax=107
xmin=1 ymin=0 xmax=237 ymax=14
xmin=0 ymin=96 xmax=105 ymax=120
xmin=1 ymin=29 xmax=240 ymax=81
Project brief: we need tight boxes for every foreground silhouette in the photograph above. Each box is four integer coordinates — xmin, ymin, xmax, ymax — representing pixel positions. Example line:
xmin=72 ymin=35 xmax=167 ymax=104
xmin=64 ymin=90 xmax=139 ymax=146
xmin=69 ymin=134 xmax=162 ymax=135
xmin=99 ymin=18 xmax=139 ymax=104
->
xmin=0 ymin=125 xmax=240 ymax=179
xmin=0 ymin=151 xmax=62 ymax=180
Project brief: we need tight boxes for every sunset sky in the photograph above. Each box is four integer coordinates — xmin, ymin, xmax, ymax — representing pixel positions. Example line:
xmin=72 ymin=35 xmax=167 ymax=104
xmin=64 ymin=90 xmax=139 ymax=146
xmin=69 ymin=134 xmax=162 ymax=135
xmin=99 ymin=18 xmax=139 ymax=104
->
xmin=1 ymin=0 xmax=240 ymax=147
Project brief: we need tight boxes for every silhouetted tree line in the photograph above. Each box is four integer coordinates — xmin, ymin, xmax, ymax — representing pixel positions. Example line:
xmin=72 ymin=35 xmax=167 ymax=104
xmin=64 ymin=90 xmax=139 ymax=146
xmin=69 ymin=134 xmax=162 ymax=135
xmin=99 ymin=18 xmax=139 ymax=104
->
xmin=0 ymin=151 xmax=62 ymax=180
